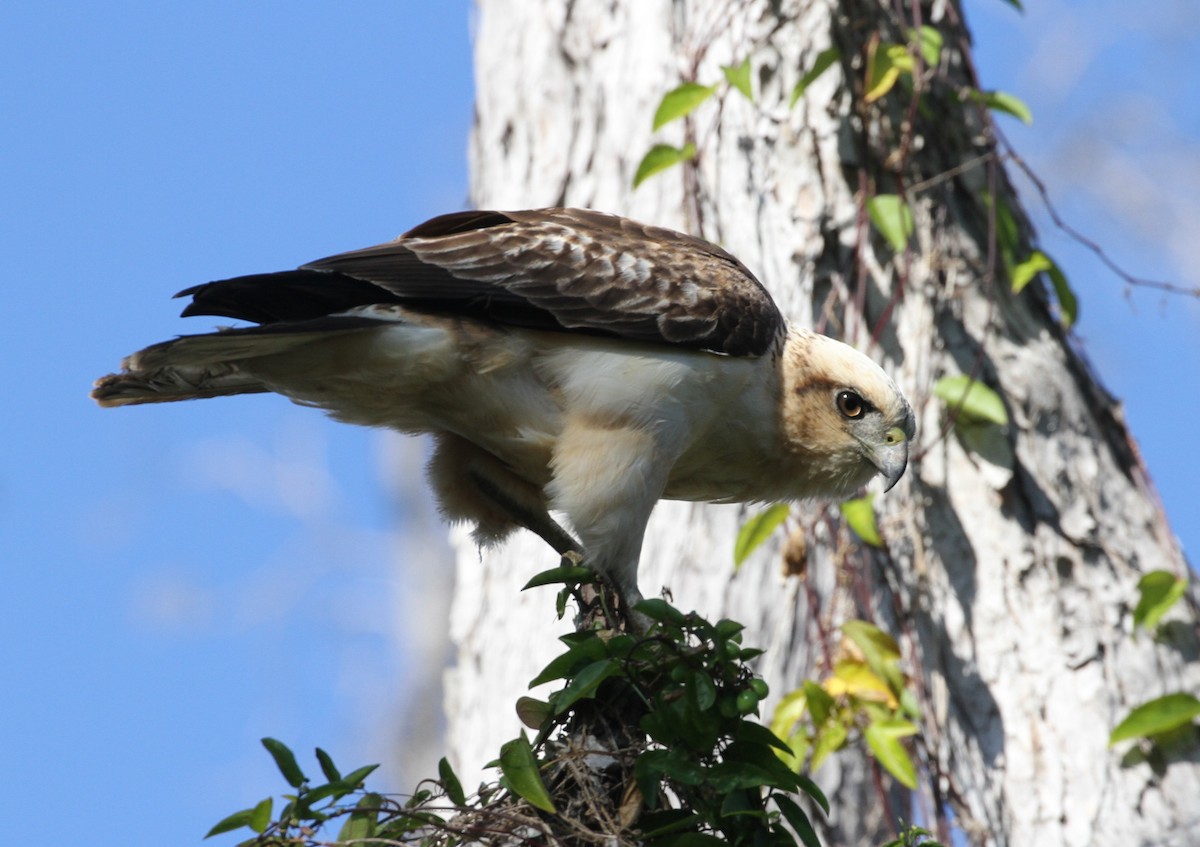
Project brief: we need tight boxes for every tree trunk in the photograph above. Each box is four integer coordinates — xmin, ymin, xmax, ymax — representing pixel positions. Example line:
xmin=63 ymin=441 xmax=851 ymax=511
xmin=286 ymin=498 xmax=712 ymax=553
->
xmin=445 ymin=1 xmax=1200 ymax=845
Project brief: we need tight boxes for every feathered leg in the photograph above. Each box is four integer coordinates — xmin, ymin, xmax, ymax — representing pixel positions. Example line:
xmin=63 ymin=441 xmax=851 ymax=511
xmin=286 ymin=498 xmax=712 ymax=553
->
xmin=426 ymin=433 xmax=580 ymax=556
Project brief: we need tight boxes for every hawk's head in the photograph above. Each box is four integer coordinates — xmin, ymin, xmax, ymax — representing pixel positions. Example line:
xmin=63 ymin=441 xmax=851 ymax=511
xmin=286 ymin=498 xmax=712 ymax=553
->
xmin=779 ymin=330 xmax=915 ymax=498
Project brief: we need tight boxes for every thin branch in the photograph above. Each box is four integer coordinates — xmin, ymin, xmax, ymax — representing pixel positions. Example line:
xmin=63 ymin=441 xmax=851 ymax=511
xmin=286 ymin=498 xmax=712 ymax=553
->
xmin=1002 ymin=143 xmax=1200 ymax=298
xmin=906 ymin=150 xmax=996 ymax=195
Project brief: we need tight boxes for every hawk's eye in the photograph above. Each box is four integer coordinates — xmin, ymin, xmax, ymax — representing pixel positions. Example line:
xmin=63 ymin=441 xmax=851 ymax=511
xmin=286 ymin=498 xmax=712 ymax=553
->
xmin=836 ymin=390 xmax=866 ymax=419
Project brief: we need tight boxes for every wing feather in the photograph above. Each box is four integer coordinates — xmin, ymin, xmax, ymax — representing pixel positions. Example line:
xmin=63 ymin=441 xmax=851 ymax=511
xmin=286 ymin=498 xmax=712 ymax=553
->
xmin=182 ymin=208 xmax=786 ymax=357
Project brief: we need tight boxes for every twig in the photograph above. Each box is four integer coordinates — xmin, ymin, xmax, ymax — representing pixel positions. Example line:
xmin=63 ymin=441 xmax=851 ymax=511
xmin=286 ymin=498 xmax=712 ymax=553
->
xmin=1003 ymin=144 xmax=1200 ymax=298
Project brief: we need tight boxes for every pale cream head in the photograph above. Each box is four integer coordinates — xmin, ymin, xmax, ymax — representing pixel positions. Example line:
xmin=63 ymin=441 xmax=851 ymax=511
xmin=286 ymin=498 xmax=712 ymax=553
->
xmin=778 ymin=330 xmax=915 ymax=498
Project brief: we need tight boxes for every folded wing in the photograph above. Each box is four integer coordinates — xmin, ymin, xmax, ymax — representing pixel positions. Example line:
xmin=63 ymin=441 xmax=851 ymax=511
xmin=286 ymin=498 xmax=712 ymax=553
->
xmin=178 ymin=208 xmax=786 ymax=357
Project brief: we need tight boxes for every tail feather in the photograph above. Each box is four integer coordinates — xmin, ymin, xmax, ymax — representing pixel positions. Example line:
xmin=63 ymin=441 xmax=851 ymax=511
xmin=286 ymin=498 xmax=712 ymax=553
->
xmin=91 ymin=365 xmax=269 ymax=407
xmin=91 ymin=321 xmax=378 ymax=408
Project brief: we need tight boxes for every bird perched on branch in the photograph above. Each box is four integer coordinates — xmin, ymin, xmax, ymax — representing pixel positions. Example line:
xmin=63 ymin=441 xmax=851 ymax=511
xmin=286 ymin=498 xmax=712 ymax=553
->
xmin=93 ymin=208 xmax=914 ymax=612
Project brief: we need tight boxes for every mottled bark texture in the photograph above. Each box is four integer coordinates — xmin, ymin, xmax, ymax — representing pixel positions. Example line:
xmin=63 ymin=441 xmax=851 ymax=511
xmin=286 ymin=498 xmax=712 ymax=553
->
xmin=445 ymin=1 xmax=1200 ymax=844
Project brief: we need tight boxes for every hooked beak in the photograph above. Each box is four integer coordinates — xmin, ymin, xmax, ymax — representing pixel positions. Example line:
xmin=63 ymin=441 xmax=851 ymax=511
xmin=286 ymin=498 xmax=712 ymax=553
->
xmin=871 ymin=426 xmax=910 ymax=492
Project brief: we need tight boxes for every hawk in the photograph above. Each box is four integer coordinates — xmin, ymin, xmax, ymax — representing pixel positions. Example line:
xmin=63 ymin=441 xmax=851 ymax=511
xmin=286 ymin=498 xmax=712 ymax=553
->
xmin=93 ymin=208 xmax=914 ymax=611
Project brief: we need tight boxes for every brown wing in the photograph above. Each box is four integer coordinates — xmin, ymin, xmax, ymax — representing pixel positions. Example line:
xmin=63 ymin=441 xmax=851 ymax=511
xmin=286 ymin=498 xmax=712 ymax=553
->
xmin=180 ymin=208 xmax=785 ymax=357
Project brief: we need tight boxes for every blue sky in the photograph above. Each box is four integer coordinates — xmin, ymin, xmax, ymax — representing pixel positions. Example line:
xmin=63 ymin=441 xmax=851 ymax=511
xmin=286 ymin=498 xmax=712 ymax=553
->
xmin=2 ymin=2 xmax=474 ymax=842
xmin=2 ymin=2 xmax=1195 ymax=845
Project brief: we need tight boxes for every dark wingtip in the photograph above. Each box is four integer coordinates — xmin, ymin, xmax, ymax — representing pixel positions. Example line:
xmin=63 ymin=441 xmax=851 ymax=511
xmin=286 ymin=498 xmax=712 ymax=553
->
xmin=172 ymin=270 xmax=393 ymax=325
xmin=174 ymin=282 xmax=206 ymax=300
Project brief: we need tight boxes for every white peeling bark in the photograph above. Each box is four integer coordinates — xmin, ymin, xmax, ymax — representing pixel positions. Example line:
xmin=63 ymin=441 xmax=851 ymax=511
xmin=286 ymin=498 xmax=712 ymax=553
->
xmin=446 ymin=1 xmax=1200 ymax=845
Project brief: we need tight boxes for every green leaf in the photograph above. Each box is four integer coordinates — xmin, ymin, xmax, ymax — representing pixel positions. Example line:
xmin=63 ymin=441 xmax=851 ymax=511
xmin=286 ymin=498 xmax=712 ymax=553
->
xmin=719 ymin=789 xmax=762 ymax=819
xmin=558 ymin=630 xmax=598 ymax=646
xmin=337 ymin=794 xmax=381 ymax=843
xmin=1010 ymin=249 xmax=1075 ymax=327
xmin=1134 ymin=571 xmax=1188 ymax=632
xmin=885 ymin=825 xmax=942 ymax=847
xmin=438 ymin=756 xmax=467 ymax=806
xmin=704 ymin=760 xmax=776 ymax=793
xmin=829 ymin=660 xmax=894 ymax=705
xmin=723 ymin=740 xmax=804 ymax=791
xmin=804 ymin=679 xmax=835 ymax=728
xmin=261 ymin=738 xmax=307 ymax=788
xmin=639 ymin=748 xmax=707 ymax=786
xmin=981 ymin=89 xmax=1033 ymax=125
xmin=633 ymin=142 xmax=697 ymax=188
xmin=841 ymin=619 xmax=906 ymax=696
xmin=872 ymin=716 xmax=919 ymax=737
xmin=734 ymin=503 xmax=791 ymax=567
xmin=774 ymin=794 xmax=822 ymax=847
xmin=841 ymin=620 xmax=901 ymax=667
xmin=933 ymin=374 xmax=1008 ymax=426
xmin=340 ymin=763 xmax=380 ymax=787
xmin=633 ymin=752 xmax=664 ymax=806
xmin=204 ymin=811 xmax=252 ymax=839
xmin=529 ymin=636 xmax=608 ymax=687
xmin=516 ymin=696 xmax=553 ymax=730
xmin=246 ymin=797 xmax=273 ymax=834
xmin=293 ymin=779 xmax=350 ymax=808
xmin=1110 ymin=693 xmax=1200 ymax=745
xmin=714 ymin=618 xmax=746 ymax=639
xmin=770 ymin=688 xmax=808 ymax=739
xmin=866 ymin=194 xmax=914 ymax=252
xmin=690 ymin=670 xmax=718 ymax=710
xmin=839 ymin=495 xmax=882 ymax=548
xmin=555 ymin=586 xmax=568 ymax=618
xmin=900 ymin=686 xmax=922 ymax=720
xmin=1046 ymin=262 xmax=1078 ymax=328
xmin=864 ymin=719 xmax=919 ymax=788
xmin=796 ymin=773 xmax=830 ymax=816
xmin=653 ymin=82 xmax=718 ymax=130
xmin=810 ymin=719 xmax=847 ymax=771
xmin=522 ymin=565 xmax=594 ymax=590
xmin=604 ymin=633 xmax=636 ymax=659
xmin=553 ymin=659 xmax=618 ymax=714
xmin=779 ymin=728 xmax=810 ymax=772
xmin=865 ymin=43 xmax=912 ymax=103
xmin=634 ymin=597 xmax=687 ymax=626
xmin=722 ymin=58 xmax=753 ymax=101
xmin=1011 ymin=250 xmax=1053 ymax=293
xmin=711 ymin=739 xmax=803 ymax=791
xmin=734 ymin=719 xmax=793 ymax=754
xmin=639 ymin=810 xmax=704 ymax=838
xmin=790 ymin=46 xmax=841 ymax=106
xmin=314 ymin=747 xmax=341 ymax=783
xmin=911 ymin=26 xmax=943 ymax=68
xmin=888 ymin=45 xmax=916 ymax=73
xmin=499 ymin=732 xmax=557 ymax=813
xmin=205 ymin=800 xmax=271 ymax=839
